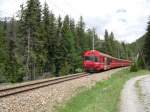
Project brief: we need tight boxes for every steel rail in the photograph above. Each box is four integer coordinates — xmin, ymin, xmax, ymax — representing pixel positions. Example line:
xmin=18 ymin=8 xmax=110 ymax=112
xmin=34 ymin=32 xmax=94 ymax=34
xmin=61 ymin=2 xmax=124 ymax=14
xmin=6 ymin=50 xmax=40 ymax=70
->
xmin=0 ymin=73 xmax=88 ymax=98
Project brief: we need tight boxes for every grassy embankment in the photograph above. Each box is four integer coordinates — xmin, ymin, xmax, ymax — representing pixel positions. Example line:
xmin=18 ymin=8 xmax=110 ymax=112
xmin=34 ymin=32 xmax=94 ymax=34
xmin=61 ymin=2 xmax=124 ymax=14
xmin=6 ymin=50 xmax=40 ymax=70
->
xmin=55 ymin=68 xmax=150 ymax=112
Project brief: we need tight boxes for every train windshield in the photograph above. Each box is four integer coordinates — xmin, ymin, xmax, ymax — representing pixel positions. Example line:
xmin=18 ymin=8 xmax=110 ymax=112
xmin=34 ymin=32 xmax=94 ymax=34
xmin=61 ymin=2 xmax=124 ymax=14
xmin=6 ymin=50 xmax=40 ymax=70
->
xmin=84 ymin=56 xmax=98 ymax=62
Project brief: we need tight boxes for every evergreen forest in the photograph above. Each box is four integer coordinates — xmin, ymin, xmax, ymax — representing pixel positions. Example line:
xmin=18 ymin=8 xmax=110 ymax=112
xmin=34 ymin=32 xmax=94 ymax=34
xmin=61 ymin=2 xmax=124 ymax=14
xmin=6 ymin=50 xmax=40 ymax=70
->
xmin=0 ymin=0 xmax=149 ymax=83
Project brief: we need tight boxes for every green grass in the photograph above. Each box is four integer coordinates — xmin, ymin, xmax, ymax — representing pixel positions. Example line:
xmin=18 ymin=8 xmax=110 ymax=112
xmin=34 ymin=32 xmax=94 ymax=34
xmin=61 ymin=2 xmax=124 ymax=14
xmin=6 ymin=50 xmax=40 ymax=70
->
xmin=55 ymin=68 xmax=150 ymax=112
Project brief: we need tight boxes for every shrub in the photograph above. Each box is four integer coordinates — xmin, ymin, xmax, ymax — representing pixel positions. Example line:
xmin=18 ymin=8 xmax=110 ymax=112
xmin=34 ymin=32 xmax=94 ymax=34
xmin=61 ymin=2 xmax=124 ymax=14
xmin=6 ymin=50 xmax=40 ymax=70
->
xmin=51 ymin=64 xmax=56 ymax=75
xmin=75 ymin=68 xmax=83 ymax=73
xmin=59 ymin=62 xmax=71 ymax=76
xmin=130 ymin=62 xmax=138 ymax=72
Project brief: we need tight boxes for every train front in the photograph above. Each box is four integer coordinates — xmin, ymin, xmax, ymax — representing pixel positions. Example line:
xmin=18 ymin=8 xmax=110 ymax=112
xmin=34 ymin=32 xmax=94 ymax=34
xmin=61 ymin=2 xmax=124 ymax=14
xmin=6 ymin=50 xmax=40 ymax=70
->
xmin=83 ymin=50 xmax=100 ymax=72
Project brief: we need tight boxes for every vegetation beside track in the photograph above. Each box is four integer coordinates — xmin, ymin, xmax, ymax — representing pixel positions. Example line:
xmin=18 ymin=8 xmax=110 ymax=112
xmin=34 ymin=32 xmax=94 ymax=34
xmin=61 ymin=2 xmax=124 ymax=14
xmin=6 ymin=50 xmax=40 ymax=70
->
xmin=55 ymin=68 xmax=150 ymax=112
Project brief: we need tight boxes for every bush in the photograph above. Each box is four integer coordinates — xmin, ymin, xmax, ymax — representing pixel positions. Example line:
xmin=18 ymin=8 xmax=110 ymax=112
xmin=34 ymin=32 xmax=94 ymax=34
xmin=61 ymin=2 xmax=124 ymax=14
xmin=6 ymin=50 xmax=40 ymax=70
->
xmin=75 ymin=68 xmax=83 ymax=73
xmin=137 ymin=57 xmax=145 ymax=69
xmin=7 ymin=65 xmax=25 ymax=83
xmin=0 ymin=74 xmax=7 ymax=83
xmin=130 ymin=62 xmax=138 ymax=72
xmin=59 ymin=62 xmax=71 ymax=76
xmin=51 ymin=64 xmax=56 ymax=75
xmin=145 ymin=66 xmax=150 ymax=71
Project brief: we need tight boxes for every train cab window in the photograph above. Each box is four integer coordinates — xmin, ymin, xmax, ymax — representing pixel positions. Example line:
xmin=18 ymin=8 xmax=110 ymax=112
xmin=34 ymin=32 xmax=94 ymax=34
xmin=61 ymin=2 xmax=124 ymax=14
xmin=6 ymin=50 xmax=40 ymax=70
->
xmin=84 ymin=56 xmax=91 ymax=61
xmin=84 ymin=56 xmax=98 ymax=62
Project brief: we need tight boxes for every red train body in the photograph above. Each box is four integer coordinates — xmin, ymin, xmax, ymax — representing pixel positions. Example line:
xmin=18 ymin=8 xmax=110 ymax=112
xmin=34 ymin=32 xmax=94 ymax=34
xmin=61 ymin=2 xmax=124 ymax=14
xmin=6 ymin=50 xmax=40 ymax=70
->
xmin=83 ymin=50 xmax=131 ymax=72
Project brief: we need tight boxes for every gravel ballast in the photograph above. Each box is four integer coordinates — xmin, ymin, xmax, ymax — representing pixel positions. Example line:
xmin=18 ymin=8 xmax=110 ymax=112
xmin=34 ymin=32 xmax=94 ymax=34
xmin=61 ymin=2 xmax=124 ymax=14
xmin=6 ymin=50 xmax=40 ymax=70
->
xmin=0 ymin=68 xmax=124 ymax=112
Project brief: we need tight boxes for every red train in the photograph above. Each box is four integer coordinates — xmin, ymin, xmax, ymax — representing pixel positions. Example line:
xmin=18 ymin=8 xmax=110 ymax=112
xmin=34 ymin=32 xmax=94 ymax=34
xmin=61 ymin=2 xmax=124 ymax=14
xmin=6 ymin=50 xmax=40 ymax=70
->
xmin=83 ymin=50 xmax=131 ymax=72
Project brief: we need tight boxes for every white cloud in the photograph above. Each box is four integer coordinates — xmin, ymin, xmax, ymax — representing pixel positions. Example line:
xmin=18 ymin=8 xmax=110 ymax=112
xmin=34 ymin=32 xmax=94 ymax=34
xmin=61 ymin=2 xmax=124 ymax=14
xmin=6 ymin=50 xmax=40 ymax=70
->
xmin=0 ymin=0 xmax=150 ymax=43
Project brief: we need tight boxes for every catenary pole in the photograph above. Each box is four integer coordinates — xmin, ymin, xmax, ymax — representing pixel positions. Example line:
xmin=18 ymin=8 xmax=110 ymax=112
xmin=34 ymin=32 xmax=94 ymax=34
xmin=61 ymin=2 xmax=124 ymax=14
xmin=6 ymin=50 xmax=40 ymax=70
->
xmin=93 ymin=28 xmax=95 ymax=51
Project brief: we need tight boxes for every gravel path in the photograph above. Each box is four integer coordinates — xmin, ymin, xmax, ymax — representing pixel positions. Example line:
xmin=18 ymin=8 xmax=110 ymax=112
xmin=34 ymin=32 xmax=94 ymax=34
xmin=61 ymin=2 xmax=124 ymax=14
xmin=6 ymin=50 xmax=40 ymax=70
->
xmin=138 ymin=76 xmax=150 ymax=112
xmin=0 ymin=68 xmax=125 ymax=112
xmin=120 ymin=75 xmax=150 ymax=112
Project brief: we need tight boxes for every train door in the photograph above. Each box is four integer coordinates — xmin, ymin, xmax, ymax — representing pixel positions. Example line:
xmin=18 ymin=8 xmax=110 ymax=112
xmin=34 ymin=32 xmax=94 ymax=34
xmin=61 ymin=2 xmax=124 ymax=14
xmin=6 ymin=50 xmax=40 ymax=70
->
xmin=107 ymin=58 xmax=112 ymax=69
xmin=104 ymin=57 xmax=111 ymax=70
xmin=104 ymin=57 xmax=107 ymax=70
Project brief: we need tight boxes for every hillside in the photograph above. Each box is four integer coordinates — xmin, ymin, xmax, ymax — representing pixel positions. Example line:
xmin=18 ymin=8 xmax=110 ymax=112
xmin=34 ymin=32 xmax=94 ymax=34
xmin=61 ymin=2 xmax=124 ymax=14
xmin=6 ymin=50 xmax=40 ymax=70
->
xmin=129 ymin=34 xmax=146 ymax=57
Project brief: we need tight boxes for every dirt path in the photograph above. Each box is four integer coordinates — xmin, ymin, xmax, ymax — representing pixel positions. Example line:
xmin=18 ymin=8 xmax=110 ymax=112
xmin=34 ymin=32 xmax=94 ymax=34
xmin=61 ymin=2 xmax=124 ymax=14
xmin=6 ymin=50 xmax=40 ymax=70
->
xmin=138 ymin=76 xmax=150 ymax=112
xmin=120 ymin=75 xmax=150 ymax=112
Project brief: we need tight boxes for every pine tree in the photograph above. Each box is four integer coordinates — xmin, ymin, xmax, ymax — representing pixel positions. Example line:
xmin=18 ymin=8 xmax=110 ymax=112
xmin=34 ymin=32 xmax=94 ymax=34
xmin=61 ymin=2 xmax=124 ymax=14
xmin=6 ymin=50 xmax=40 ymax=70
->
xmin=76 ymin=16 xmax=85 ymax=52
xmin=42 ymin=2 xmax=51 ymax=72
xmin=6 ymin=18 xmax=23 ymax=82
xmin=60 ymin=15 xmax=76 ymax=74
xmin=143 ymin=20 xmax=150 ymax=67
xmin=0 ymin=21 xmax=7 ymax=82
xmin=69 ymin=18 xmax=78 ymax=73
xmin=49 ymin=11 xmax=56 ymax=65
xmin=104 ymin=29 xmax=110 ymax=54
xmin=43 ymin=3 xmax=57 ymax=74
xmin=17 ymin=0 xmax=42 ymax=80
xmin=109 ymin=32 xmax=116 ymax=56
xmin=85 ymin=29 xmax=93 ymax=50
xmin=94 ymin=30 xmax=102 ymax=51
xmin=122 ymin=42 xmax=128 ymax=59
xmin=54 ymin=16 xmax=63 ymax=75
xmin=70 ymin=18 xmax=76 ymax=37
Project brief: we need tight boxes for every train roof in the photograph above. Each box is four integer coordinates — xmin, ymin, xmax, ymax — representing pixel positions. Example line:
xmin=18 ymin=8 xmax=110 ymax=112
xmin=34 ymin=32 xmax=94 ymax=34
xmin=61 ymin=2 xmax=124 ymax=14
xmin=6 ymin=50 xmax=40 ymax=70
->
xmin=84 ymin=50 xmax=131 ymax=62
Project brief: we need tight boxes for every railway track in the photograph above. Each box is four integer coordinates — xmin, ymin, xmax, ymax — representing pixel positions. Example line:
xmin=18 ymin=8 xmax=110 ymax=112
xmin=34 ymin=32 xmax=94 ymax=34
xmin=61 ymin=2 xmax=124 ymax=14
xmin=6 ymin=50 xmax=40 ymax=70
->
xmin=0 ymin=73 xmax=88 ymax=98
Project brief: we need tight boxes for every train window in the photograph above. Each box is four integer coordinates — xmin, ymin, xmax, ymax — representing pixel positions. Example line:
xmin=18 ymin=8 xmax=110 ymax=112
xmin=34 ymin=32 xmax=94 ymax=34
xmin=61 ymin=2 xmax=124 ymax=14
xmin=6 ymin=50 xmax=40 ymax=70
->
xmin=107 ymin=58 xmax=112 ymax=65
xmin=84 ymin=56 xmax=98 ymax=62
xmin=84 ymin=56 xmax=91 ymax=61
xmin=95 ymin=57 xmax=98 ymax=62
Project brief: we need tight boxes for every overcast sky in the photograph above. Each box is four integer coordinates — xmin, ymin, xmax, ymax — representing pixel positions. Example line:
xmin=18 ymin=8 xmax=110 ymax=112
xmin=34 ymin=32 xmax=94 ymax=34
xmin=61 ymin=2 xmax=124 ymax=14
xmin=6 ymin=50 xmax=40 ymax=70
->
xmin=0 ymin=0 xmax=150 ymax=43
